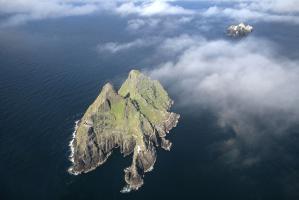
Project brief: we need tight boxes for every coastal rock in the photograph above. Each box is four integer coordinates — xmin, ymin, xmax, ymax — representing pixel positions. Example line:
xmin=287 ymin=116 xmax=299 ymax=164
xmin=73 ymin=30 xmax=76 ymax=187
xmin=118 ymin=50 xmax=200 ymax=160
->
xmin=227 ymin=23 xmax=253 ymax=37
xmin=161 ymin=138 xmax=172 ymax=151
xmin=68 ymin=70 xmax=180 ymax=192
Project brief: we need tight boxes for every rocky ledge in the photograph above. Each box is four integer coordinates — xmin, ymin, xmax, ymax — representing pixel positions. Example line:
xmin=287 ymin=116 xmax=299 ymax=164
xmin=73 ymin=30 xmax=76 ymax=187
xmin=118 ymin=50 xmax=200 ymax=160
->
xmin=68 ymin=70 xmax=180 ymax=192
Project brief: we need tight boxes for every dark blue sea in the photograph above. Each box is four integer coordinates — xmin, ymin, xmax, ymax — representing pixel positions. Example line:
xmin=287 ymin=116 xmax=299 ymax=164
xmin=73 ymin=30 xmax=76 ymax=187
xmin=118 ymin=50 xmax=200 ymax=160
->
xmin=1 ymin=2 xmax=299 ymax=200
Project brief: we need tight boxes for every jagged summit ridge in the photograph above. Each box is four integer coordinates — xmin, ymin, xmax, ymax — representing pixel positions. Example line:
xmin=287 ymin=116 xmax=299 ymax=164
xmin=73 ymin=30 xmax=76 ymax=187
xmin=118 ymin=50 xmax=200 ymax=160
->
xmin=68 ymin=70 xmax=180 ymax=192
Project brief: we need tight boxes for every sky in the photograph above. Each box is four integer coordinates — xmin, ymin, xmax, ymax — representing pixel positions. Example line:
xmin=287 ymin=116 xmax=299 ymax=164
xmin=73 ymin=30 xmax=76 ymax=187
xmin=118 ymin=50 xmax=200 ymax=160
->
xmin=1 ymin=0 xmax=299 ymax=168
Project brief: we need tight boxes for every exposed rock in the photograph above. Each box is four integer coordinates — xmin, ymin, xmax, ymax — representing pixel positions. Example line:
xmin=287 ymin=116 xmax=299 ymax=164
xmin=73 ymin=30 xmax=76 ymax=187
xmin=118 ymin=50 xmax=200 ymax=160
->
xmin=227 ymin=22 xmax=253 ymax=37
xmin=68 ymin=70 xmax=180 ymax=192
xmin=161 ymin=138 xmax=172 ymax=151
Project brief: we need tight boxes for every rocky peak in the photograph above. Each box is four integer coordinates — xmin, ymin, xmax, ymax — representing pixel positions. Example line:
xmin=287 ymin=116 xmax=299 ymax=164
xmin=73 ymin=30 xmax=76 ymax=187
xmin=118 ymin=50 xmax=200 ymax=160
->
xmin=99 ymin=82 xmax=116 ymax=97
xmin=227 ymin=22 xmax=253 ymax=37
xmin=128 ymin=69 xmax=141 ymax=79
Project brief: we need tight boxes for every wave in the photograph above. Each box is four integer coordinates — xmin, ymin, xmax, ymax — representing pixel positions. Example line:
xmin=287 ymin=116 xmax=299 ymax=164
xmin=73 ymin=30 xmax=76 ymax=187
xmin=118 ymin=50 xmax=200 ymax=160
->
xmin=68 ymin=120 xmax=79 ymax=175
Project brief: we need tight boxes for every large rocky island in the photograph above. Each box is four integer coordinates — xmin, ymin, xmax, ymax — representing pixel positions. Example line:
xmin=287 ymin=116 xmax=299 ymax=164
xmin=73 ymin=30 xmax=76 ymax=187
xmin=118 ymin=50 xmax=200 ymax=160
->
xmin=68 ymin=70 xmax=180 ymax=192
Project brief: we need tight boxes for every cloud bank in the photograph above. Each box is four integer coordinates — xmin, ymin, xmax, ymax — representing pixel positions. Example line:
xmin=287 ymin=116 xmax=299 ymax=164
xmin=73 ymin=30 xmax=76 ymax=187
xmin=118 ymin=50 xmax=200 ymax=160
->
xmin=0 ymin=0 xmax=193 ymax=27
xmin=1 ymin=0 xmax=299 ymax=27
xmin=202 ymin=5 xmax=299 ymax=24
xmin=148 ymin=35 xmax=299 ymax=165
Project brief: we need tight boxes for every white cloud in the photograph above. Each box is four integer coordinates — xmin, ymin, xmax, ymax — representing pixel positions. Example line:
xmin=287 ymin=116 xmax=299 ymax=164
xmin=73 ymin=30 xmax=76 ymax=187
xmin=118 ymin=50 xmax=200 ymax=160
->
xmin=211 ymin=0 xmax=299 ymax=13
xmin=202 ymin=6 xmax=299 ymax=24
xmin=0 ymin=0 xmax=115 ymax=27
xmin=241 ymin=0 xmax=299 ymax=14
xmin=1 ymin=0 xmax=299 ymax=27
xmin=116 ymin=1 xmax=194 ymax=16
xmin=97 ymin=38 xmax=158 ymax=53
xmin=127 ymin=18 xmax=147 ymax=30
xmin=97 ymin=34 xmax=203 ymax=54
xmin=0 ymin=0 xmax=195 ymax=27
xmin=158 ymin=34 xmax=204 ymax=54
xmin=127 ymin=18 xmax=160 ymax=31
xmin=149 ymin=35 xmax=299 ymax=164
xmin=126 ymin=16 xmax=193 ymax=32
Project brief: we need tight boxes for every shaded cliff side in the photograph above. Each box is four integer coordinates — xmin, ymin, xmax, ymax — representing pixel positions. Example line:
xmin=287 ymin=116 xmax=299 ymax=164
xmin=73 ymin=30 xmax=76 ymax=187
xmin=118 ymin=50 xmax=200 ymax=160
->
xmin=68 ymin=70 xmax=180 ymax=192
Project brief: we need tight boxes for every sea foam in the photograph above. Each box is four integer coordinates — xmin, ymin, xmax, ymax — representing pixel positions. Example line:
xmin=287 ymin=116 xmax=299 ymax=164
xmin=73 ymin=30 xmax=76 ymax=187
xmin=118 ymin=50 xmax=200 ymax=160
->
xmin=68 ymin=120 xmax=79 ymax=175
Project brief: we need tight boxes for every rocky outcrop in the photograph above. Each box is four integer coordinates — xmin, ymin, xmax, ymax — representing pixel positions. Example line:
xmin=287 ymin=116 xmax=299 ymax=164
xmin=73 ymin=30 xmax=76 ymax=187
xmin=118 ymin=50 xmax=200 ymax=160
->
xmin=68 ymin=70 xmax=180 ymax=192
xmin=227 ymin=23 xmax=253 ymax=37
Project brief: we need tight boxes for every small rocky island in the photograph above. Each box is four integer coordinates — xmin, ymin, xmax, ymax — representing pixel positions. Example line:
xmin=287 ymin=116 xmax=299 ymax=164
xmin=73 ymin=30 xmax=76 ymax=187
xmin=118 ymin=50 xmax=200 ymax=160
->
xmin=227 ymin=22 xmax=253 ymax=37
xmin=68 ymin=70 xmax=180 ymax=192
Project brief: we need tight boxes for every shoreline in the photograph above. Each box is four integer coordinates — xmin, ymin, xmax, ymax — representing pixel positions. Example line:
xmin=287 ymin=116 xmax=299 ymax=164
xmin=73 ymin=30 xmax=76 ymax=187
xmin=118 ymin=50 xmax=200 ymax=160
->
xmin=68 ymin=120 xmax=79 ymax=175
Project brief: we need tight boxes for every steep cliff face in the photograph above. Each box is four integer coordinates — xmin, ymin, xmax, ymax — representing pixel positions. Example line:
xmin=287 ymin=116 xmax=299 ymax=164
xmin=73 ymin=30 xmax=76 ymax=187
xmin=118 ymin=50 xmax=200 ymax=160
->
xmin=68 ymin=70 xmax=180 ymax=192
